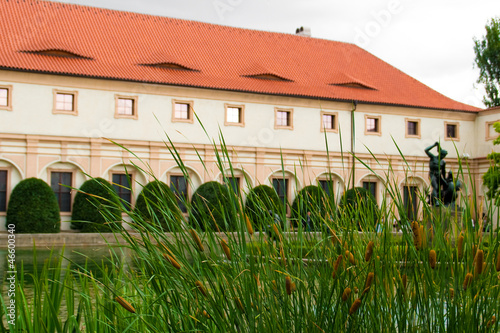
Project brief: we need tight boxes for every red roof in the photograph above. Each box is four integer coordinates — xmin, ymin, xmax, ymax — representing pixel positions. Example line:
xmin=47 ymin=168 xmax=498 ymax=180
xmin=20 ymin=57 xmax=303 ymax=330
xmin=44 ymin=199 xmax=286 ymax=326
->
xmin=0 ymin=0 xmax=479 ymax=112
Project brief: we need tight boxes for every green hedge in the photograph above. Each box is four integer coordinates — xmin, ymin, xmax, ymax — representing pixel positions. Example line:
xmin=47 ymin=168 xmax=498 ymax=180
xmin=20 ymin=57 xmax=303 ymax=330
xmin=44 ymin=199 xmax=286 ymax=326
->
xmin=6 ymin=178 xmax=61 ymax=233
xmin=244 ymin=185 xmax=283 ymax=230
xmin=291 ymin=185 xmax=327 ymax=230
xmin=71 ymin=178 xmax=121 ymax=232
xmin=339 ymin=187 xmax=380 ymax=228
xmin=191 ymin=181 xmax=236 ymax=231
xmin=134 ymin=180 xmax=183 ymax=231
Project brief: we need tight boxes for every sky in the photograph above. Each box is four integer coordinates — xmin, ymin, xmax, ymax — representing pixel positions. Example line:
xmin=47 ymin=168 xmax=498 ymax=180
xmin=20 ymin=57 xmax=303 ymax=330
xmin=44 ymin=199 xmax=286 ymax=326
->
xmin=50 ymin=0 xmax=499 ymax=109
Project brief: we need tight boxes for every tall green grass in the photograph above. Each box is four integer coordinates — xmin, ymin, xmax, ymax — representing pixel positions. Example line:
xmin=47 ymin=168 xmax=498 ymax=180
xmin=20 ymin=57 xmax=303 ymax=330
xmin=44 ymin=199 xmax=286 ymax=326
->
xmin=2 ymin=132 xmax=499 ymax=332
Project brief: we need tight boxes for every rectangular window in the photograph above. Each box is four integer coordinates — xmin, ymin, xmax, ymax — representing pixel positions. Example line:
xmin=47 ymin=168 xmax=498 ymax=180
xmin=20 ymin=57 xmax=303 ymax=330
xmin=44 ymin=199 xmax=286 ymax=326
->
xmin=172 ymin=100 xmax=194 ymax=123
xmin=406 ymin=119 xmax=420 ymax=138
xmin=115 ymin=95 xmax=138 ymax=119
xmin=486 ymin=120 xmax=500 ymax=140
xmin=322 ymin=114 xmax=335 ymax=130
xmin=365 ymin=117 xmax=380 ymax=134
xmin=275 ymin=107 xmax=293 ymax=129
xmin=225 ymin=104 xmax=245 ymax=126
xmin=272 ymin=178 xmax=289 ymax=206
xmin=51 ymin=171 xmax=72 ymax=212
xmin=445 ymin=122 xmax=459 ymax=140
xmin=403 ymin=186 xmax=419 ymax=221
xmin=0 ymin=170 xmax=7 ymax=212
xmin=170 ymin=175 xmax=188 ymax=213
xmin=226 ymin=176 xmax=240 ymax=195
xmin=362 ymin=181 xmax=377 ymax=202
xmin=112 ymin=173 xmax=132 ymax=207
xmin=53 ymin=89 xmax=78 ymax=115
xmin=0 ymin=87 xmax=10 ymax=109
xmin=319 ymin=180 xmax=333 ymax=196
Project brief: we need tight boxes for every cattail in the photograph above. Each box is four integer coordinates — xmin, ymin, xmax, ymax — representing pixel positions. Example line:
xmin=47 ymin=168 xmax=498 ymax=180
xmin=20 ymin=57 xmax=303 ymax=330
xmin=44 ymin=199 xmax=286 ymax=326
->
xmin=165 ymin=254 xmax=181 ymax=270
xmin=342 ymin=287 xmax=351 ymax=301
xmin=272 ymin=224 xmax=281 ymax=241
xmin=487 ymin=316 xmax=496 ymax=329
xmin=158 ymin=242 xmax=174 ymax=256
xmin=332 ymin=254 xmax=343 ymax=279
xmin=402 ymin=274 xmax=407 ymax=290
xmin=449 ymin=288 xmax=454 ymax=299
xmin=115 ymin=296 xmax=136 ymax=313
xmin=353 ymin=287 xmax=359 ymax=294
xmin=463 ymin=273 xmax=473 ymax=290
xmin=235 ymin=297 xmax=244 ymax=312
xmin=457 ymin=233 xmax=464 ymax=259
xmin=254 ymin=274 xmax=261 ymax=288
xmin=202 ymin=310 xmax=210 ymax=319
xmin=420 ymin=225 xmax=426 ymax=248
xmin=429 ymin=250 xmax=437 ymax=269
xmin=329 ymin=227 xmax=341 ymax=245
xmin=411 ymin=221 xmax=421 ymax=249
xmin=346 ymin=250 xmax=356 ymax=265
xmin=472 ymin=245 xmax=477 ymax=260
xmin=496 ymin=249 xmax=500 ymax=272
xmin=286 ymin=276 xmax=293 ymax=295
xmin=189 ymin=229 xmax=204 ymax=252
xmin=245 ymin=215 xmax=254 ymax=235
xmin=475 ymin=249 xmax=484 ymax=276
xmin=364 ymin=241 xmax=374 ymax=262
xmin=195 ymin=280 xmax=207 ymax=297
xmin=271 ymin=280 xmax=278 ymax=293
xmin=349 ymin=298 xmax=362 ymax=315
xmin=364 ymin=272 xmax=374 ymax=290
xmin=220 ymin=239 xmax=231 ymax=260
xmin=291 ymin=282 xmax=296 ymax=293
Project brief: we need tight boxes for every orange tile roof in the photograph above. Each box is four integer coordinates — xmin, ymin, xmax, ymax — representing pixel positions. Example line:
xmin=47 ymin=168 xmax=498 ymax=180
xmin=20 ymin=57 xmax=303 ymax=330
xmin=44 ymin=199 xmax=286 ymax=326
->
xmin=0 ymin=0 xmax=479 ymax=112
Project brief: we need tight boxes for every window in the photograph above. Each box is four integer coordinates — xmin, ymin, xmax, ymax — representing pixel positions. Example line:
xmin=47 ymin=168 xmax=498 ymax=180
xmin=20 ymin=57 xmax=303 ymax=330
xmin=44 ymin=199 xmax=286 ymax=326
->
xmin=321 ymin=112 xmax=338 ymax=132
xmin=0 ymin=170 xmax=7 ymax=212
xmin=0 ymin=86 xmax=12 ymax=110
xmin=172 ymin=100 xmax=194 ymax=123
xmin=225 ymin=104 xmax=245 ymax=126
xmin=445 ymin=122 xmax=459 ymax=140
xmin=365 ymin=115 xmax=381 ymax=135
xmin=51 ymin=171 xmax=73 ymax=212
xmin=170 ymin=175 xmax=188 ymax=213
xmin=225 ymin=176 xmax=241 ymax=195
xmin=319 ymin=179 xmax=334 ymax=197
xmin=115 ymin=95 xmax=138 ymax=119
xmin=272 ymin=178 xmax=289 ymax=206
xmin=274 ymin=107 xmax=293 ymax=129
xmin=405 ymin=118 xmax=421 ymax=138
xmin=112 ymin=173 xmax=132 ymax=207
xmin=362 ymin=181 xmax=377 ymax=202
xmin=53 ymin=90 xmax=78 ymax=115
xmin=486 ymin=120 xmax=500 ymax=141
xmin=403 ymin=185 xmax=419 ymax=221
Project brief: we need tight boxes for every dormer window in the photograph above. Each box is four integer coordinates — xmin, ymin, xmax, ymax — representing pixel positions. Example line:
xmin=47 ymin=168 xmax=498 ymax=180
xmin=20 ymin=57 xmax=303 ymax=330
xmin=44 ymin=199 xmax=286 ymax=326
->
xmin=21 ymin=49 xmax=92 ymax=60
xmin=243 ymin=73 xmax=291 ymax=81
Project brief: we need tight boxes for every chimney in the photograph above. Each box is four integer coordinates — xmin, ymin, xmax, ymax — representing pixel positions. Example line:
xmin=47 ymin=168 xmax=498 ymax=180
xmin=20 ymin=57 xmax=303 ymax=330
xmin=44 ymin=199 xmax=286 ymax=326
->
xmin=295 ymin=26 xmax=311 ymax=37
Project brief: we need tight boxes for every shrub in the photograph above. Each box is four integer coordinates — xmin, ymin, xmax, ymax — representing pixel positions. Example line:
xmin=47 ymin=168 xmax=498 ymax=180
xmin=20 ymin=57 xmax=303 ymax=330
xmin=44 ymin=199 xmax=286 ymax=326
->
xmin=244 ymin=184 xmax=283 ymax=230
xmin=191 ymin=181 xmax=237 ymax=231
xmin=6 ymin=178 xmax=60 ymax=233
xmin=291 ymin=185 xmax=327 ymax=230
xmin=339 ymin=187 xmax=380 ymax=228
xmin=71 ymin=178 xmax=121 ymax=232
xmin=134 ymin=180 xmax=183 ymax=231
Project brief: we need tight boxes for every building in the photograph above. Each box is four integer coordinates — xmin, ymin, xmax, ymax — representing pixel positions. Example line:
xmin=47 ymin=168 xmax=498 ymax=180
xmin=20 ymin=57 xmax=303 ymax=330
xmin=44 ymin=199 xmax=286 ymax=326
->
xmin=0 ymin=0 xmax=498 ymax=231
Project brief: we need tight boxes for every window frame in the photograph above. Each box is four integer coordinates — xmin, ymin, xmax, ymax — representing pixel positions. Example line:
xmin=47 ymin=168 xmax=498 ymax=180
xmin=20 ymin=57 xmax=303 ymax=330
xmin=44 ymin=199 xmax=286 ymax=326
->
xmin=49 ymin=169 xmax=75 ymax=214
xmin=320 ymin=111 xmax=339 ymax=133
xmin=169 ymin=174 xmax=189 ymax=213
xmin=110 ymin=172 xmax=135 ymax=209
xmin=224 ymin=103 xmax=245 ymax=127
xmin=115 ymin=94 xmax=138 ymax=119
xmin=444 ymin=121 xmax=460 ymax=141
xmin=53 ymin=89 xmax=78 ymax=115
xmin=364 ymin=115 xmax=382 ymax=136
xmin=485 ymin=120 xmax=500 ymax=141
xmin=172 ymin=99 xmax=194 ymax=123
xmin=274 ymin=107 xmax=294 ymax=130
xmin=0 ymin=85 xmax=13 ymax=111
xmin=405 ymin=118 xmax=421 ymax=138
xmin=0 ymin=168 xmax=10 ymax=214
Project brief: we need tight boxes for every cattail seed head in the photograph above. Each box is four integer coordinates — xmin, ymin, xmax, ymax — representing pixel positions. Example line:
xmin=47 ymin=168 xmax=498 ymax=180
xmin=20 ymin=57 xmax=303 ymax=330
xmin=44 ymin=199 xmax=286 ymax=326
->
xmin=220 ymin=239 xmax=231 ymax=260
xmin=475 ymin=249 xmax=484 ymax=276
xmin=245 ymin=215 xmax=254 ymax=235
xmin=286 ymin=276 xmax=293 ymax=295
xmin=195 ymin=280 xmax=208 ymax=297
xmin=342 ymin=287 xmax=351 ymax=302
xmin=272 ymin=224 xmax=281 ymax=241
xmin=202 ymin=310 xmax=210 ymax=319
xmin=457 ymin=234 xmax=464 ymax=259
xmin=402 ymin=274 xmax=407 ymax=290
xmin=349 ymin=298 xmax=362 ymax=315
xmin=365 ymin=241 xmax=374 ymax=262
xmin=364 ymin=272 xmax=374 ymax=290
xmin=496 ymin=249 xmax=500 ymax=272
xmin=332 ymin=254 xmax=343 ymax=279
xmin=463 ymin=273 xmax=473 ymax=290
xmin=411 ymin=221 xmax=422 ymax=250
xmin=165 ymin=254 xmax=181 ymax=270
xmin=115 ymin=296 xmax=136 ymax=313
xmin=449 ymin=288 xmax=454 ymax=299
xmin=420 ymin=225 xmax=426 ymax=248
xmin=235 ymin=297 xmax=244 ymax=312
xmin=429 ymin=250 xmax=437 ymax=269
xmin=346 ymin=250 xmax=356 ymax=265
xmin=487 ymin=316 xmax=496 ymax=329
xmin=189 ymin=229 xmax=204 ymax=252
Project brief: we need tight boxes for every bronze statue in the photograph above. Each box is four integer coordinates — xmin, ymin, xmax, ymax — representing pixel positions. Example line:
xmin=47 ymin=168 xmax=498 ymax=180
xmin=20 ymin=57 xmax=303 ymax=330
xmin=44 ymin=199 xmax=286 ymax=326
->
xmin=425 ymin=142 xmax=461 ymax=206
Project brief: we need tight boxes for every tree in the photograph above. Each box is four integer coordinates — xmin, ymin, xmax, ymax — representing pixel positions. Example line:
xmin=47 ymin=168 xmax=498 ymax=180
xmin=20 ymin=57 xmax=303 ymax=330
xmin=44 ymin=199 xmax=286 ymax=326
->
xmin=71 ymin=178 xmax=121 ymax=232
xmin=483 ymin=122 xmax=500 ymax=205
xmin=291 ymin=185 xmax=328 ymax=230
xmin=474 ymin=17 xmax=500 ymax=107
xmin=191 ymin=181 xmax=237 ymax=231
xmin=244 ymin=185 xmax=283 ymax=230
xmin=6 ymin=178 xmax=60 ymax=233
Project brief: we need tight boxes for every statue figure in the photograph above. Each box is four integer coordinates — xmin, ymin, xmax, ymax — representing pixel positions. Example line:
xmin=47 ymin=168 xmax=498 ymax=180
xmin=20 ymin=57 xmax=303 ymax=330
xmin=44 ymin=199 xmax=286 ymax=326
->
xmin=425 ymin=142 xmax=460 ymax=206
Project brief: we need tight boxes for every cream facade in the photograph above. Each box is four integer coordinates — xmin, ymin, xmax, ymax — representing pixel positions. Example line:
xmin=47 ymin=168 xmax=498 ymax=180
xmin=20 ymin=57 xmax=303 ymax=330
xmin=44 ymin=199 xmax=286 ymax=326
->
xmin=0 ymin=70 xmax=498 ymax=231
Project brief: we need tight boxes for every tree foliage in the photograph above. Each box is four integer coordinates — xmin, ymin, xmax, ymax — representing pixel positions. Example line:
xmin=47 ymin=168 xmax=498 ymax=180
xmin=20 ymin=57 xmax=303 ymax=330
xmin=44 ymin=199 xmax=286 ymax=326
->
xmin=244 ymin=185 xmax=283 ymax=230
xmin=483 ymin=122 xmax=500 ymax=205
xmin=291 ymin=185 xmax=327 ymax=230
xmin=191 ymin=181 xmax=236 ymax=231
xmin=6 ymin=178 xmax=61 ymax=233
xmin=474 ymin=17 xmax=500 ymax=107
xmin=71 ymin=178 xmax=121 ymax=232
xmin=338 ymin=187 xmax=380 ymax=228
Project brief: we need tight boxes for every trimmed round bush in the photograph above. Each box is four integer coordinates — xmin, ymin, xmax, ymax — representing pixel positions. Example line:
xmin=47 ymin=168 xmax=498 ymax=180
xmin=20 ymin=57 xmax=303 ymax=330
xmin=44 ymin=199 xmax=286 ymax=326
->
xmin=6 ymin=178 xmax=61 ymax=233
xmin=291 ymin=185 xmax=327 ymax=230
xmin=134 ymin=180 xmax=183 ymax=231
xmin=244 ymin=185 xmax=283 ymax=230
xmin=339 ymin=187 xmax=380 ymax=227
xmin=191 ymin=181 xmax=236 ymax=231
xmin=71 ymin=178 xmax=121 ymax=232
